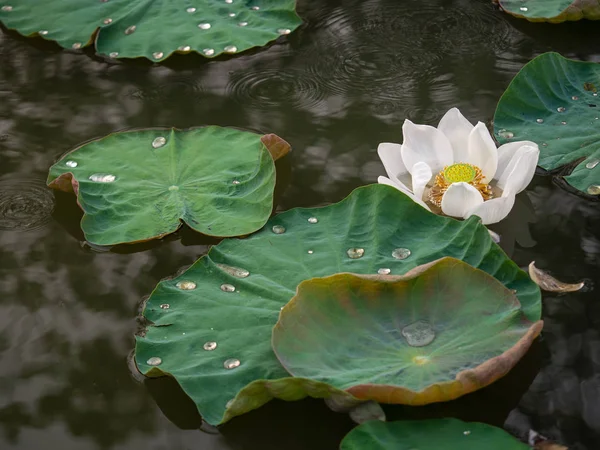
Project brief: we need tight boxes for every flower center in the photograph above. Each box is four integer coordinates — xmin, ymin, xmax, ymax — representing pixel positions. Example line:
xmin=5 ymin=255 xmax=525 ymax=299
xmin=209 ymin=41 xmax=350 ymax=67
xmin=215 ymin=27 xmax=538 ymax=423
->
xmin=428 ymin=162 xmax=493 ymax=208
xmin=443 ymin=163 xmax=476 ymax=184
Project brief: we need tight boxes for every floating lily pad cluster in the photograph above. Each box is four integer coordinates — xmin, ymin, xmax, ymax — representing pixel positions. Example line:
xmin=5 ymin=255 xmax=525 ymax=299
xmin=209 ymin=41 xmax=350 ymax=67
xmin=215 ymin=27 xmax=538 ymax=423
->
xmin=47 ymin=127 xmax=289 ymax=245
xmin=499 ymin=0 xmax=600 ymax=22
xmin=0 ymin=0 xmax=302 ymax=60
xmin=135 ymin=184 xmax=541 ymax=425
xmin=494 ymin=52 xmax=600 ymax=197
xmin=340 ymin=419 xmax=530 ymax=449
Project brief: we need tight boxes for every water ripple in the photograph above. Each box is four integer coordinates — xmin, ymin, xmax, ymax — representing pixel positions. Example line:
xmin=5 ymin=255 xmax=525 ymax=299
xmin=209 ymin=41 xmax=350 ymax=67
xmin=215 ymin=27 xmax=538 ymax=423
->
xmin=0 ymin=177 xmax=55 ymax=231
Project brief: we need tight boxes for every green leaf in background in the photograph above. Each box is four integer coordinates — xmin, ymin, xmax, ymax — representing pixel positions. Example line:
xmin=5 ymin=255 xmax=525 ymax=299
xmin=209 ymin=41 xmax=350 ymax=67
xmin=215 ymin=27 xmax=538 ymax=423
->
xmin=0 ymin=0 xmax=302 ymax=61
xmin=272 ymin=258 xmax=543 ymax=405
xmin=47 ymin=127 xmax=289 ymax=245
xmin=134 ymin=184 xmax=541 ymax=425
xmin=499 ymin=0 xmax=600 ymax=22
xmin=494 ymin=52 xmax=600 ymax=196
xmin=340 ymin=419 xmax=530 ymax=450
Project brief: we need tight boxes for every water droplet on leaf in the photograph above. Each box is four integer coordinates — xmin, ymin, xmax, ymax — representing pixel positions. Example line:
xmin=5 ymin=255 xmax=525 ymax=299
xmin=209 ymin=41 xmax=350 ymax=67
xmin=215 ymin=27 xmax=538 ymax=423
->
xmin=308 ymin=217 xmax=318 ymax=223
xmin=392 ymin=248 xmax=411 ymax=259
xmin=224 ymin=358 xmax=240 ymax=369
xmin=220 ymin=283 xmax=235 ymax=292
xmin=347 ymin=248 xmax=365 ymax=259
xmin=216 ymin=263 xmax=250 ymax=278
xmin=198 ymin=23 xmax=211 ymax=29
xmin=176 ymin=280 xmax=197 ymax=290
xmin=203 ymin=341 xmax=217 ymax=351
xmin=89 ymin=174 xmax=116 ymax=183
xmin=378 ymin=268 xmax=391 ymax=275
xmin=271 ymin=225 xmax=285 ymax=234
xmin=402 ymin=320 xmax=435 ymax=347
xmin=65 ymin=160 xmax=78 ymax=168
xmin=152 ymin=136 xmax=166 ymax=148
xmin=124 ymin=25 xmax=136 ymax=35
xmin=557 ymin=106 xmax=566 ymax=112
xmin=586 ymin=160 xmax=599 ymax=169
xmin=147 ymin=357 xmax=162 ymax=366
xmin=160 ymin=304 xmax=170 ymax=309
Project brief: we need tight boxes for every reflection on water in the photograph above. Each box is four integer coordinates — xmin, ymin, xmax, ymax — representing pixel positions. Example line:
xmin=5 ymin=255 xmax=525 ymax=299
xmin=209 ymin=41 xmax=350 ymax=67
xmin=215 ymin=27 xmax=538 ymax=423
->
xmin=1 ymin=0 xmax=600 ymax=448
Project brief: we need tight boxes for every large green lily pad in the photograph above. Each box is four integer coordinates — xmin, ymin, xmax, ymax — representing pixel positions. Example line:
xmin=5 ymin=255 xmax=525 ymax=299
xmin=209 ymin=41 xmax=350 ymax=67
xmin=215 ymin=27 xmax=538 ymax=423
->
xmin=340 ymin=419 xmax=530 ymax=449
xmin=272 ymin=258 xmax=543 ymax=405
xmin=0 ymin=0 xmax=302 ymax=61
xmin=498 ymin=0 xmax=600 ymax=22
xmin=134 ymin=184 xmax=541 ymax=426
xmin=47 ymin=127 xmax=289 ymax=246
xmin=494 ymin=52 xmax=600 ymax=196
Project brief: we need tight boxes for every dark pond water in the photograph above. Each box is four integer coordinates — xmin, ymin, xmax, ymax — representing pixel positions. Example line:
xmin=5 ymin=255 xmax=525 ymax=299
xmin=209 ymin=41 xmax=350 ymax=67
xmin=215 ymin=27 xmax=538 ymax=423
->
xmin=1 ymin=0 xmax=600 ymax=448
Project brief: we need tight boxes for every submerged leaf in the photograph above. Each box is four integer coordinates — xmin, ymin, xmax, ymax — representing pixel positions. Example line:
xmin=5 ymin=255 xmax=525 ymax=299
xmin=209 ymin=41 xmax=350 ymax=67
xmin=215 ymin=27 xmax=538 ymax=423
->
xmin=0 ymin=0 xmax=302 ymax=60
xmin=134 ymin=184 xmax=541 ymax=425
xmin=47 ymin=127 xmax=287 ymax=245
xmin=529 ymin=261 xmax=584 ymax=293
xmin=341 ymin=419 xmax=530 ymax=449
xmin=273 ymin=258 xmax=543 ymax=405
xmin=494 ymin=52 xmax=600 ymax=196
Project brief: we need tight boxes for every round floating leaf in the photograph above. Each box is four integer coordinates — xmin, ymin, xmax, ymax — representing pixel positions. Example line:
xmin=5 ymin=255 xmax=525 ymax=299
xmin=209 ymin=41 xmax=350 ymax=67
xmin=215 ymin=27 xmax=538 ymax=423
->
xmin=134 ymin=184 xmax=541 ymax=426
xmin=499 ymin=0 xmax=600 ymax=22
xmin=272 ymin=258 xmax=543 ymax=405
xmin=47 ymin=127 xmax=289 ymax=245
xmin=494 ymin=52 xmax=600 ymax=196
xmin=340 ymin=419 xmax=530 ymax=450
xmin=0 ymin=0 xmax=301 ymax=60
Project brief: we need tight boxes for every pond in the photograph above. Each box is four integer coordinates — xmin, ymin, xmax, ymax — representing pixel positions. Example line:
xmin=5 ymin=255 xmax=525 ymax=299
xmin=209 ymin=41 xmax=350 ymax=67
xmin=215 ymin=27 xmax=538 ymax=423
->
xmin=0 ymin=0 xmax=599 ymax=448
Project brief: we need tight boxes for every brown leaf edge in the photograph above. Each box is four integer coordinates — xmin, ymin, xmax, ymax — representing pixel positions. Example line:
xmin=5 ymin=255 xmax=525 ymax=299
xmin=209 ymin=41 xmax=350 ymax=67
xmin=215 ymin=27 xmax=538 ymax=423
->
xmin=529 ymin=261 xmax=585 ymax=293
xmin=273 ymin=257 xmax=544 ymax=406
xmin=261 ymin=133 xmax=291 ymax=162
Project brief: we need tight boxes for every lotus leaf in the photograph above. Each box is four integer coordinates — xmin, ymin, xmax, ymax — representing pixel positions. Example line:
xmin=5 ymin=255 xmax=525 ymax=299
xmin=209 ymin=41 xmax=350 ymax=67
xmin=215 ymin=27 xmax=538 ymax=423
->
xmin=340 ymin=419 xmax=530 ymax=450
xmin=0 ymin=0 xmax=302 ymax=61
xmin=272 ymin=258 xmax=543 ymax=405
xmin=494 ymin=52 xmax=600 ymax=196
xmin=134 ymin=184 xmax=541 ymax=426
xmin=47 ymin=127 xmax=289 ymax=245
xmin=498 ymin=0 xmax=600 ymax=22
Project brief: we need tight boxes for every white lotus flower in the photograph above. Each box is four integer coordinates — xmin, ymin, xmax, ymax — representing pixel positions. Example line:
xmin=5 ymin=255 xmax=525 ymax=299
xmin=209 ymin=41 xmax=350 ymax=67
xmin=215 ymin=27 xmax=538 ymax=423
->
xmin=378 ymin=108 xmax=539 ymax=225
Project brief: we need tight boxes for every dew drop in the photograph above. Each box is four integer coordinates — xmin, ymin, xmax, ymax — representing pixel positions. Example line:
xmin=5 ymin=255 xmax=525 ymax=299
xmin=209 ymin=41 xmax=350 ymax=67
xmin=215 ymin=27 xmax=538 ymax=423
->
xmin=378 ymin=268 xmax=391 ymax=275
xmin=109 ymin=52 xmax=119 ymax=58
xmin=228 ymin=12 xmax=236 ymax=17
xmin=536 ymin=118 xmax=544 ymax=123
xmin=216 ymin=263 xmax=250 ymax=278
xmin=557 ymin=106 xmax=566 ymax=112
xmin=198 ymin=23 xmax=211 ymax=29
xmin=278 ymin=28 xmax=291 ymax=35
xmin=542 ymin=142 xmax=548 ymax=147
xmin=124 ymin=25 xmax=136 ymax=35
xmin=308 ymin=217 xmax=318 ymax=223
xmin=232 ymin=180 xmax=240 ymax=185
xmin=103 ymin=18 xmax=112 ymax=24
xmin=464 ymin=431 xmax=471 ymax=436
xmin=178 ymin=45 xmax=191 ymax=52
xmin=238 ymin=21 xmax=248 ymax=26
xmin=203 ymin=341 xmax=218 ymax=351
xmin=224 ymin=45 xmax=237 ymax=53
xmin=347 ymin=248 xmax=365 ymax=259
xmin=226 ymin=399 xmax=234 ymax=408
xmin=251 ymin=5 xmax=260 ymax=10
xmin=561 ymin=121 xmax=567 ymax=125
xmin=572 ymin=95 xmax=579 ymax=100
xmin=186 ymin=7 xmax=196 ymax=12
xmin=271 ymin=225 xmax=285 ymax=234
xmin=147 ymin=357 xmax=162 ymax=366
xmin=402 ymin=320 xmax=435 ymax=347
xmin=220 ymin=283 xmax=236 ymax=292
xmin=497 ymin=129 xmax=514 ymax=139
xmin=152 ymin=52 xmax=164 ymax=60
xmin=72 ymin=42 xmax=82 ymax=49
xmin=176 ymin=280 xmax=197 ymax=290
xmin=225 ymin=0 xmax=233 ymax=3
xmin=392 ymin=248 xmax=411 ymax=260
xmin=224 ymin=358 xmax=240 ymax=369
xmin=65 ymin=160 xmax=78 ymax=168
xmin=39 ymin=30 xmax=48 ymax=35
xmin=587 ymin=185 xmax=600 ymax=195
xmin=203 ymin=48 xmax=215 ymax=56
xmin=586 ymin=160 xmax=600 ymax=169
xmin=307 ymin=250 xmax=314 ymax=254
xmin=89 ymin=173 xmax=116 ymax=183
xmin=519 ymin=6 xmax=528 ymax=11
xmin=1 ymin=5 xmax=13 ymax=11
xmin=152 ymin=136 xmax=166 ymax=148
